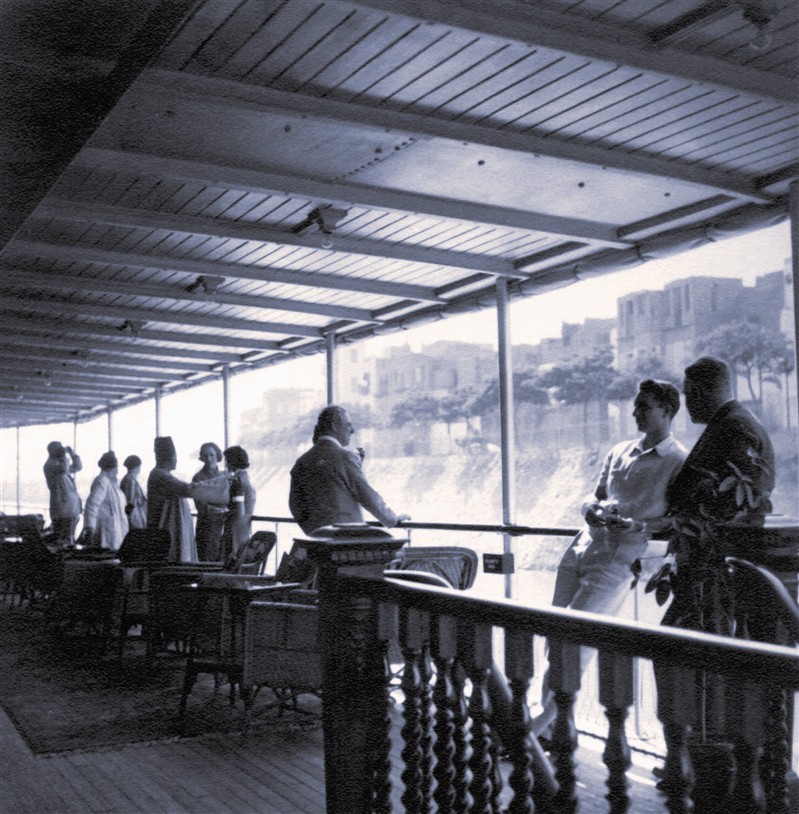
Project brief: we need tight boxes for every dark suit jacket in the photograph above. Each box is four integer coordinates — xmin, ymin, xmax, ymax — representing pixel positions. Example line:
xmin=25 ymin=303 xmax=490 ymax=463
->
xmin=666 ymin=400 xmax=775 ymax=525
xmin=289 ymin=438 xmax=398 ymax=535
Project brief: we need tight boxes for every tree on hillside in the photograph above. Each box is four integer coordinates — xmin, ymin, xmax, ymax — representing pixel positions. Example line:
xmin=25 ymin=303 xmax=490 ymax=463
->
xmin=605 ymin=355 xmax=681 ymax=403
xmin=471 ymin=370 xmax=549 ymax=415
xmin=391 ymin=394 xmax=439 ymax=428
xmin=698 ymin=319 xmax=794 ymax=416
xmin=537 ymin=347 xmax=618 ymax=444
xmin=438 ymin=389 xmax=479 ymax=433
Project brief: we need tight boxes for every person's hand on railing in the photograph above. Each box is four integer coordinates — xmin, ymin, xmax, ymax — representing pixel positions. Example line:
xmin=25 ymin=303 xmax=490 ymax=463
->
xmin=395 ymin=514 xmax=411 ymax=526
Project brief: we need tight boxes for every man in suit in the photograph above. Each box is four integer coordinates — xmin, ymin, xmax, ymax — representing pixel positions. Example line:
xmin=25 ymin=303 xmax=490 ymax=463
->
xmin=655 ymin=357 xmax=776 ymax=767
xmin=289 ymin=405 xmax=408 ymax=535
xmin=665 ymin=355 xmax=775 ymax=531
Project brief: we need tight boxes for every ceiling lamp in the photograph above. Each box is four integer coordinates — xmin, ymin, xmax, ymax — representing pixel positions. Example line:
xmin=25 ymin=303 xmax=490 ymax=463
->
xmin=292 ymin=204 xmax=349 ymax=249
xmin=118 ymin=319 xmax=144 ymax=337
xmin=737 ymin=0 xmax=787 ymax=50
xmin=186 ymin=275 xmax=224 ymax=298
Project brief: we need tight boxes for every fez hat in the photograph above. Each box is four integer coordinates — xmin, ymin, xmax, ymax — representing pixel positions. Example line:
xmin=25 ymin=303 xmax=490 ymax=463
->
xmin=154 ymin=436 xmax=176 ymax=461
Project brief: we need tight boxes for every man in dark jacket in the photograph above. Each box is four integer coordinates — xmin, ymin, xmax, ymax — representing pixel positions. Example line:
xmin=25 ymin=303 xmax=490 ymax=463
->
xmin=666 ymin=355 xmax=775 ymax=528
xmin=289 ymin=405 xmax=408 ymax=535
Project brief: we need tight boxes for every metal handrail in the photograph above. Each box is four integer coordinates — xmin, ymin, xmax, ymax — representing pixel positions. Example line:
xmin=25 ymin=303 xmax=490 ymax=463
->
xmin=251 ymin=513 xmax=580 ymax=538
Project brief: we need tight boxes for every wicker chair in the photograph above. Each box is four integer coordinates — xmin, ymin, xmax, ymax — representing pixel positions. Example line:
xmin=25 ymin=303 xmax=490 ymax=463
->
xmin=241 ymin=593 xmax=322 ymax=732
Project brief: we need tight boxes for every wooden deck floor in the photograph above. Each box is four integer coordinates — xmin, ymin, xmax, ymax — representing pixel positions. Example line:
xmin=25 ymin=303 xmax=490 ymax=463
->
xmin=1 ymin=701 xmax=670 ymax=814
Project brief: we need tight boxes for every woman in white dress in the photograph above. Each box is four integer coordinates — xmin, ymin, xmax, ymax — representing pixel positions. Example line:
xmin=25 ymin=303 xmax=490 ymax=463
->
xmin=83 ymin=452 xmax=129 ymax=550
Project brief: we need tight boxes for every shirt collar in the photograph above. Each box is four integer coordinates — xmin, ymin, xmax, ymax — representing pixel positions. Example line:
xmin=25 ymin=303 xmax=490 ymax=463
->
xmin=635 ymin=433 xmax=677 ymax=457
xmin=317 ymin=434 xmax=342 ymax=448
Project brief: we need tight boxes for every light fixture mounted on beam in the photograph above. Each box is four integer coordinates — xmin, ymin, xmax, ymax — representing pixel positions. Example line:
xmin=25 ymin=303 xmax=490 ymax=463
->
xmin=185 ymin=275 xmax=224 ymax=298
xmin=118 ymin=319 xmax=145 ymax=337
xmin=291 ymin=204 xmax=349 ymax=249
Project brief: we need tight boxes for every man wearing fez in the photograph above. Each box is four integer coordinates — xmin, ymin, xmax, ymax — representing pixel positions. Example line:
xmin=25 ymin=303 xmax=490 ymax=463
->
xmin=43 ymin=441 xmax=83 ymax=544
xmin=289 ymin=405 xmax=408 ymax=535
xmin=146 ymin=436 xmax=197 ymax=562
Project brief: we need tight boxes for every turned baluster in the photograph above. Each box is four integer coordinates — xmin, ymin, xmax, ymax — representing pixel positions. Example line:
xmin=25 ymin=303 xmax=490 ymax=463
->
xmin=461 ymin=621 xmax=497 ymax=814
xmin=598 ymin=650 xmax=633 ymax=814
xmin=400 ymin=607 xmax=429 ymax=814
xmin=431 ymin=615 xmax=458 ymax=814
xmin=372 ymin=602 xmax=398 ymax=813
xmin=727 ymin=677 xmax=767 ymax=813
xmin=419 ymin=619 xmax=433 ymax=814
xmin=654 ymin=661 xmax=697 ymax=814
xmin=504 ymin=629 xmax=536 ymax=814
xmin=451 ymin=652 xmax=472 ymax=813
xmin=548 ymin=637 xmax=580 ymax=814
xmin=762 ymin=687 xmax=790 ymax=814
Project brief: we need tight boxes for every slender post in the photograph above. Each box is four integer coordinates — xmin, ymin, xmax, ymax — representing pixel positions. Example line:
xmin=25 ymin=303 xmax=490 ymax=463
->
xmin=326 ymin=333 xmax=337 ymax=405
xmin=222 ymin=363 xmax=230 ymax=449
xmin=496 ymin=278 xmax=516 ymax=599
xmin=72 ymin=418 xmax=78 ymax=454
xmin=154 ymin=385 xmax=162 ymax=437
xmin=790 ymin=181 xmax=799 ymax=519
xmin=107 ymin=406 xmax=113 ymax=450
xmin=16 ymin=426 xmax=21 ymax=515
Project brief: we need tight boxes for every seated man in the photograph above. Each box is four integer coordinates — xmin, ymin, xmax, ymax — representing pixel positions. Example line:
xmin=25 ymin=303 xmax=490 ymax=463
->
xmin=535 ymin=378 xmax=687 ymax=737
xmin=289 ymin=405 xmax=408 ymax=535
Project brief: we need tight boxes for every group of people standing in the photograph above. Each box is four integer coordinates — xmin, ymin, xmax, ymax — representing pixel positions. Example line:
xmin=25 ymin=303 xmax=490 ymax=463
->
xmin=43 ymin=436 xmax=256 ymax=565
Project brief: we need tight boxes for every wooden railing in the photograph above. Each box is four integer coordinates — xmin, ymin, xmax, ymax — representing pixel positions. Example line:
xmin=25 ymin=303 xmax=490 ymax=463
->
xmin=305 ymin=535 xmax=799 ymax=814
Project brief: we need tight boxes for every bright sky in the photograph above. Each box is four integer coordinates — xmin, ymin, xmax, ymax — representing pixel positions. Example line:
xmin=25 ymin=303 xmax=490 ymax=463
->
xmin=0 ymin=220 xmax=793 ymax=502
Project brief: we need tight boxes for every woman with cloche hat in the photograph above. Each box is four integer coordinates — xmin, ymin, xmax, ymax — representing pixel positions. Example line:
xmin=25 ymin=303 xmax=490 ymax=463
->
xmin=83 ymin=452 xmax=129 ymax=550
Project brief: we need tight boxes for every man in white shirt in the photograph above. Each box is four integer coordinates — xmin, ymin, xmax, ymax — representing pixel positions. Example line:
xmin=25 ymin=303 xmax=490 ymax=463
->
xmin=535 ymin=378 xmax=688 ymax=737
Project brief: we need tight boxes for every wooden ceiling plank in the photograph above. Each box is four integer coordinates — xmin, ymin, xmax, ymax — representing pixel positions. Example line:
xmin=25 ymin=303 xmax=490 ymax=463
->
xmin=349 ymin=0 xmax=797 ymax=103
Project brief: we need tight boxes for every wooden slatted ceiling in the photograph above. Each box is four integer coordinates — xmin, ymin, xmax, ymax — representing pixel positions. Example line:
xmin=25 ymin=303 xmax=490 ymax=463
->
xmin=1 ymin=0 xmax=796 ymax=427
xmin=153 ymin=0 xmax=795 ymax=178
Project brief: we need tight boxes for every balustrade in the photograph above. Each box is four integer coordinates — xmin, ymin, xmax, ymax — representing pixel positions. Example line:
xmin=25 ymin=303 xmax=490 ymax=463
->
xmin=308 ymin=527 xmax=798 ymax=814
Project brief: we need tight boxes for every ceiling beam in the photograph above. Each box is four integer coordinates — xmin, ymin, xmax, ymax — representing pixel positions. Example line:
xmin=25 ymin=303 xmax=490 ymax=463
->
xmin=0 ymin=345 xmax=211 ymax=374
xmin=0 ymin=313 xmax=287 ymax=353
xmin=0 ymin=293 xmax=324 ymax=338
xmin=0 ymin=330 xmax=243 ymax=363
xmin=140 ymin=68 xmax=770 ymax=202
xmin=37 ymin=195 xmax=521 ymax=279
xmin=14 ymin=237 xmax=448 ymax=305
xmin=352 ymin=0 xmax=797 ymax=104
xmin=2 ymin=265 xmax=379 ymax=325
xmin=1 ymin=367 xmax=161 ymax=389
xmin=75 ymin=147 xmax=628 ymax=248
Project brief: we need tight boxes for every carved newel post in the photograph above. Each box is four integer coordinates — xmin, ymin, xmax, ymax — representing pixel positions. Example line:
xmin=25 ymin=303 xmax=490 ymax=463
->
xmin=303 ymin=526 xmax=407 ymax=814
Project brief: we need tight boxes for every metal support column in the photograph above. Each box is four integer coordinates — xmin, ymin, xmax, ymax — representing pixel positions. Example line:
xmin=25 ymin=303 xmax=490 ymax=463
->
xmin=16 ymin=426 xmax=21 ymax=515
xmin=154 ymin=385 xmax=162 ymax=437
xmin=222 ymin=364 xmax=230 ymax=450
xmin=326 ymin=333 xmax=337 ymax=405
xmin=107 ymin=407 xmax=113 ymax=450
xmin=496 ymin=278 xmax=516 ymax=600
xmin=72 ymin=419 xmax=78 ymax=456
xmin=791 ymin=180 xmax=799 ymax=519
